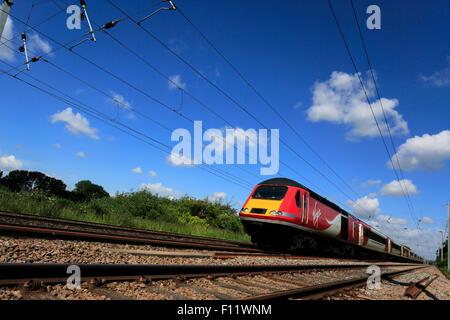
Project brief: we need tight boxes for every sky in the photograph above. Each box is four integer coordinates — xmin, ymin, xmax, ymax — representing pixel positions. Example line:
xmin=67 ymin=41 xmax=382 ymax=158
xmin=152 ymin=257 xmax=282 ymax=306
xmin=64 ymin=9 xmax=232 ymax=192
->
xmin=0 ymin=0 xmax=449 ymax=260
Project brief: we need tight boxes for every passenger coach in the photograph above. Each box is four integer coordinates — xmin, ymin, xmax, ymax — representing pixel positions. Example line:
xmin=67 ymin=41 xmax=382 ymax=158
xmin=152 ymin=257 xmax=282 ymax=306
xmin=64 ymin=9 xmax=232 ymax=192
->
xmin=239 ymin=178 xmax=422 ymax=262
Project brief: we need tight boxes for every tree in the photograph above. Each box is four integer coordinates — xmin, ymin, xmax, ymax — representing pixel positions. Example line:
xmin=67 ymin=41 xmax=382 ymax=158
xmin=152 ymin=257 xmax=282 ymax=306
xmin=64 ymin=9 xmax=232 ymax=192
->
xmin=72 ymin=180 xmax=109 ymax=201
xmin=0 ymin=170 xmax=67 ymax=196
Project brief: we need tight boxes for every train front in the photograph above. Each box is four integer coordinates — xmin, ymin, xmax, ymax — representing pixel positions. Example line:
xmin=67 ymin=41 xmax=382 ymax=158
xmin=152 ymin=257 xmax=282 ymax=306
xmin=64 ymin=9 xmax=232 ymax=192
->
xmin=239 ymin=182 xmax=300 ymax=247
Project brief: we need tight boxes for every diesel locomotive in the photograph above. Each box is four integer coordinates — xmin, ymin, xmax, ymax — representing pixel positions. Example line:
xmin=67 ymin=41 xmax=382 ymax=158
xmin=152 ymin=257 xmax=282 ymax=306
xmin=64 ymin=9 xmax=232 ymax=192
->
xmin=239 ymin=178 xmax=422 ymax=262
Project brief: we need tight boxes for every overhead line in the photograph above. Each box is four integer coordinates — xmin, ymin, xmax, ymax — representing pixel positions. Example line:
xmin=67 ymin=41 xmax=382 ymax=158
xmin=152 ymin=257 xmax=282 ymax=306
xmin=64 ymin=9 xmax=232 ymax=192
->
xmin=348 ymin=0 xmax=417 ymax=221
xmin=1 ymin=4 xmax=375 ymax=217
xmin=0 ymin=65 xmax=253 ymax=190
xmin=326 ymin=0 xmax=417 ymax=225
xmin=106 ymin=0 xmax=369 ymax=211
xmin=175 ymin=4 xmax=362 ymax=200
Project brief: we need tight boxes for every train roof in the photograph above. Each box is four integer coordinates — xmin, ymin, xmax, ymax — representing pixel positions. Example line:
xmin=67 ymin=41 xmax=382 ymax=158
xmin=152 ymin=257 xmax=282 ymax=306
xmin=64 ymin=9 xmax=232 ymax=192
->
xmin=257 ymin=178 xmax=421 ymax=260
xmin=259 ymin=178 xmax=351 ymax=217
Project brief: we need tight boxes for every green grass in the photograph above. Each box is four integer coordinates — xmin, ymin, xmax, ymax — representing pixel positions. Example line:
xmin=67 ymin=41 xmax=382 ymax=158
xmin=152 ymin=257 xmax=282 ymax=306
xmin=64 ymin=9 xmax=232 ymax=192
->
xmin=0 ymin=188 xmax=251 ymax=243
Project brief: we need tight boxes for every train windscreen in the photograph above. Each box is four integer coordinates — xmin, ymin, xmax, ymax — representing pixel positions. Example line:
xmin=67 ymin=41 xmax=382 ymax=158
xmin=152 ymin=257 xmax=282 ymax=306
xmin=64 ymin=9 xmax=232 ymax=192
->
xmin=252 ymin=185 xmax=288 ymax=200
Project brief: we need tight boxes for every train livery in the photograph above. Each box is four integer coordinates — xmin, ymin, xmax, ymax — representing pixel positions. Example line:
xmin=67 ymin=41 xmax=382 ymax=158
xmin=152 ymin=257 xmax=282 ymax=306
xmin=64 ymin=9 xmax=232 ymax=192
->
xmin=239 ymin=178 xmax=422 ymax=262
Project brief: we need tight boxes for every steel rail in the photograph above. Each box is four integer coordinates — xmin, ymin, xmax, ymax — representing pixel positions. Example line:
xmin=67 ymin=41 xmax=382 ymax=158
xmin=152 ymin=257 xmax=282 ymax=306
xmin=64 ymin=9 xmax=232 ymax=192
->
xmin=0 ymin=223 xmax=265 ymax=253
xmin=240 ymin=265 xmax=428 ymax=300
xmin=404 ymin=274 xmax=438 ymax=299
xmin=0 ymin=262 xmax=419 ymax=287
xmin=0 ymin=210 xmax=253 ymax=248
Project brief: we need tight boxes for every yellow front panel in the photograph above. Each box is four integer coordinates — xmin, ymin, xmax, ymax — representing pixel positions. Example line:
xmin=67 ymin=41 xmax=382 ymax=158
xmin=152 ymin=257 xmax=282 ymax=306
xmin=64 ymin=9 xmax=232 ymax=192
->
xmin=243 ymin=198 xmax=282 ymax=215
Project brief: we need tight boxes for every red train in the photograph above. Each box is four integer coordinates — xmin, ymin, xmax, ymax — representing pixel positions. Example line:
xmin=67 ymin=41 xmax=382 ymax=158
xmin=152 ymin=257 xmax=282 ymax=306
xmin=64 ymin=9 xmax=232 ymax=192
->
xmin=239 ymin=178 xmax=422 ymax=262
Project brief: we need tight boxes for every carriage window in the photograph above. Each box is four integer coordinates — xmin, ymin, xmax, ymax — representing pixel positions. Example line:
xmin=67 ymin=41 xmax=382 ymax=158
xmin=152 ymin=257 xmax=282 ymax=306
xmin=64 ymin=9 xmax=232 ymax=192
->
xmin=295 ymin=191 xmax=301 ymax=207
xmin=252 ymin=185 xmax=288 ymax=200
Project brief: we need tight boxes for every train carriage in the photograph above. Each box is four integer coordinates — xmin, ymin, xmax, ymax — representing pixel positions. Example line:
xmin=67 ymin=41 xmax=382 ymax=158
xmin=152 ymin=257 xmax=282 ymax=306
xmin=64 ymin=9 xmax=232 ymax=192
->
xmin=239 ymin=178 xmax=421 ymax=262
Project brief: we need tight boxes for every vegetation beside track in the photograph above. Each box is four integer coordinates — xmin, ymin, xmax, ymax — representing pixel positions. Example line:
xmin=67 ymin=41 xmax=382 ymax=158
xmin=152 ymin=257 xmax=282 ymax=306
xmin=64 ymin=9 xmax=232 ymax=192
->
xmin=0 ymin=170 xmax=250 ymax=243
xmin=436 ymin=240 xmax=449 ymax=278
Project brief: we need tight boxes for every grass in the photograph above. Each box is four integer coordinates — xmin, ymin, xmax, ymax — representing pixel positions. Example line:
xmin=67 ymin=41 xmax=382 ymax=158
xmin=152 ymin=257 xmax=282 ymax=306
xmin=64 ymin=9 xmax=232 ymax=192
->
xmin=0 ymin=187 xmax=251 ymax=243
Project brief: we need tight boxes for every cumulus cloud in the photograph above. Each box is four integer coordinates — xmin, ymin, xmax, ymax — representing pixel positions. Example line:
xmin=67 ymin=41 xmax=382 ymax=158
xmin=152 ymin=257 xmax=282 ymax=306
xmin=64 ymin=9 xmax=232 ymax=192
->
xmin=110 ymin=91 xmax=131 ymax=109
xmin=166 ymin=153 xmax=197 ymax=167
xmin=361 ymin=179 xmax=382 ymax=188
xmin=139 ymin=182 xmax=182 ymax=199
xmin=306 ymin=71 xmax=409 ymax=140
xmin=0 ymin=154 xmax=23 ymax=171
xmin=75 ymin=151 xmax=85 ymax=158
xmin=380 ymin=179 xmax=418 ymax=197
xmin=346 ymin=193 xmax=380 ymax=219
xmin=388 ymin=130 xmax=450 ymax=171
xmin=131 ymin=167 xmax=143 ymax=175
xmin=366 ymin=217 xmax=444 ymax=260
xmin=420 ymin=56 xmax=450 ymax=87
xmin=420 ymin=217 xmax=435 ymax=224
xmin=293 ymin=101 xmax=302 ymax=110
xmin=28 ymin=33 xmax=53 ymax=56
xmin=149 ymin=170 xmax=157 ymax=178
xmin=168 ymin=74 xmax=186 ymax=90
xmin=50 ymin=108 xmax=99 ymax=140
xmin=0 ymin=17 xmax=15 ymax=62
xmin=207 ymin=192 xmax=227 ymax=203
xmin=377 ymin=214 xmax=409 ymax=225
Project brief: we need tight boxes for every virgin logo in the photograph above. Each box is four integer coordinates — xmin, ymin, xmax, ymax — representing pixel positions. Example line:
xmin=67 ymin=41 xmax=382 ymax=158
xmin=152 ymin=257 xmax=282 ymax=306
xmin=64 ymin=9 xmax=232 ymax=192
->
xmin=312 ymin=202 xmax=321 ymax=227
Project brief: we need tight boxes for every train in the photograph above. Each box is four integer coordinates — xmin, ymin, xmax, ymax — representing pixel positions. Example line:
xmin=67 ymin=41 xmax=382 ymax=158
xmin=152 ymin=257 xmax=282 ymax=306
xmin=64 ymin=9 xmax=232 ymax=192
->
xmin=239 ymin=178 xmax=423 ymax=263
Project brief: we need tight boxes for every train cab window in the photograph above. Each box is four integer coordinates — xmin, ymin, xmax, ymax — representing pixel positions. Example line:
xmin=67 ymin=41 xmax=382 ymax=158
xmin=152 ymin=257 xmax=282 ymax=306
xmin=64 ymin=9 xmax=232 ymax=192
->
xmin=295 ymin=191 xmax=301 ymax=207
xmin=252 ymin=186 xmax=288 ymax=200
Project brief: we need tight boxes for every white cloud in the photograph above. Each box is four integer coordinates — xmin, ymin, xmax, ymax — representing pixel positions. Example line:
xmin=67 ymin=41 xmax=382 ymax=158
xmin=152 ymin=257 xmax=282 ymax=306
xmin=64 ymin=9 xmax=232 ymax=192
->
xmin=149 ymin=170 xmax=157 ymax=178
xmin=50 ymin=108 xmax=99 ymax=140
xmin=377 ymin=214 xmax=409 ymax=225
xmin=28 ymin=33 xmax=53 ymax=56
xmin=168 ymin=74 xmax=186 ymax=90
xmin=139 ymin=182 xmax=182 ymax=199
xmin=365 ymin=217 xmax=444 ymax=260
xmin=166 ymin=153 xmax=197 ymax=167
xmin=110 ymin=91 xmax=131 ymax=109
xmin=131 ymin=167 xmax=143 ymax=175
xmin=420 ymin=217 xmax=435 ymax=224
xmin=0 ymin=155 xmax=23 ymax=171
xmin=420 ymin=56 xmax=450 ymax=87
xmin=380 ymin=179 xmax=418 ymax=197
xmin=207 ymin=192 xmax=227 ymax=203
xmin=307 ymin=71 xmax=409 ymax=140
xmin=389 ymin=130 xmax=450 ymax=171
xmin=293 ymin=101 xmax=302 ymax=110
xmin=0 ymin=17 xmax=15 ymax=62
xmin=75 ymin=151 xmax=85 ymax=158
xmin=346 ymin=193 xmax=380 ymax=219
xmin=361 ymin=179 xmax=382 ymax=188
xmin=53 ymin=143 xmax=61 ymax=148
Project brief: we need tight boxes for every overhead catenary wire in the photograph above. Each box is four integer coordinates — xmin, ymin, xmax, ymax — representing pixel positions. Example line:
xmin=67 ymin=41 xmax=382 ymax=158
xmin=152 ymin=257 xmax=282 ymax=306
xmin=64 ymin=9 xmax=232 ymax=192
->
xmin=348 ymin=0 xmax=418 ymax=222
xmin=1 ymin=3 xmax=377 ymax=217
xmin=106 ymin=0 xmax=373 ymax=215
xmin=326 ymin=0 xmax=418 ymax=225
xmin=0 ymin=64 xmax=253 ymax=190
xmin=56 ymin=0 xmax=376 ymax=217
xmin=175 ymin=3 xmax=363 ymax=201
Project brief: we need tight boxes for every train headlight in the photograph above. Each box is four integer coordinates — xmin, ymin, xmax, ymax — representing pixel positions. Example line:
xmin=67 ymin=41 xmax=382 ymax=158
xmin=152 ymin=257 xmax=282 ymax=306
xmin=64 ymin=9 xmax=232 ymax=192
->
xmin=241 ymin=208 xmax=249 ymax=212
xmin=269 ymin=211 xmax=282 ymax=215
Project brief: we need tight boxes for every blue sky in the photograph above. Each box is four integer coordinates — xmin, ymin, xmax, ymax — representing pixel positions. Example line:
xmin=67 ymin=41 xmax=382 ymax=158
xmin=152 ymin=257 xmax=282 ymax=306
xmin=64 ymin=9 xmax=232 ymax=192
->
xmin=0 ymin=0 xmax=449 ymax=259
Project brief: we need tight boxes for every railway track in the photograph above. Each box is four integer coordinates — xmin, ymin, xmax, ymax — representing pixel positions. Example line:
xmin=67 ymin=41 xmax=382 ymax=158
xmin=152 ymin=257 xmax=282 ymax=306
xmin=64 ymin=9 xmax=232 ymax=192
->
xmin=0 ymin=262 xmax=425 ymax=300
xmin=0 ymin=210 xmax=261 ymax=253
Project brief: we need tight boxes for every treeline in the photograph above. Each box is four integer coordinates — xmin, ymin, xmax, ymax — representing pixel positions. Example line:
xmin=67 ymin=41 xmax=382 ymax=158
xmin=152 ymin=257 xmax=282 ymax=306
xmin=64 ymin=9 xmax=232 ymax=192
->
xmin=0 ymin=170 xmax=109 ymax=202
xmin=0 ymin=170 xmax=246 ymax=237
